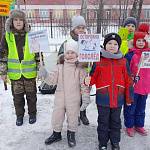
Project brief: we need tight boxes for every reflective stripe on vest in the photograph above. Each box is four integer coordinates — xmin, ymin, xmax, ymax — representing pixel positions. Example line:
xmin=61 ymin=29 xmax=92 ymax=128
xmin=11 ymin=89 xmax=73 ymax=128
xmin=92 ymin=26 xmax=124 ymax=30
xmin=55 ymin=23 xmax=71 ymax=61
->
xmin=5 ymin=32 xmax=37 ymax=80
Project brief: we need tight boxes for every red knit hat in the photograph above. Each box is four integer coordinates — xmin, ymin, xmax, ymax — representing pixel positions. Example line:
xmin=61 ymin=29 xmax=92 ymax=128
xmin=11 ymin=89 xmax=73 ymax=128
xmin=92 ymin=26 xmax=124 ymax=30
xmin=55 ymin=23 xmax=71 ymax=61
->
xmin=138 ymin=23 xmax=150 ymax=34
xmin=133 ymin=31 xmax=148 ymax=49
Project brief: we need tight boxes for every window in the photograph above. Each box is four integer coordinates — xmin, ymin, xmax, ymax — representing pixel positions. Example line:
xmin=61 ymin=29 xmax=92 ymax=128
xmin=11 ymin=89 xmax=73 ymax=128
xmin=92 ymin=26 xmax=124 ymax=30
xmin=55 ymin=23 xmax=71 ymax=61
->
xmin=67 ymin=10 xmax=76 ymax=19
xmin=120 ymin=9 xmax=128 ymax=19
xmin=53 ymin=10 xmax=63 ymax=19
xmin=106 ymin=10 xmax=111 ymax=19
xmin=144 ymin=9 xmax=150 ymax=19
xmin=94 ymin=10 xmax=97 ymax=19
xmin=39 ymin=9 xmax=49 ymax=20
xmin=26 ymin=10 xmax=36 ymax=20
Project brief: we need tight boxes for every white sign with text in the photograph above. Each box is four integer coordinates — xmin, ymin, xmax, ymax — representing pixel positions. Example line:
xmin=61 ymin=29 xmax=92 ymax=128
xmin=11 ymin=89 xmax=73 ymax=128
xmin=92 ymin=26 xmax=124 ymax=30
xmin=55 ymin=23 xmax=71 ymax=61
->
xmin=28 ymin=30 xmax=49 ymax=53
xmin=141 ymin=52 xmax=150 ymax=68
xmin=78 ymin=34 xmax=101 ymax=62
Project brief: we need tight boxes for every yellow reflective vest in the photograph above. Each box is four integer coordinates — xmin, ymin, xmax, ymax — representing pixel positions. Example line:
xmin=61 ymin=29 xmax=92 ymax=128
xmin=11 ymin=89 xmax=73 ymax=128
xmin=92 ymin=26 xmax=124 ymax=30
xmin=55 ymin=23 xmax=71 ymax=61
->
xmin=5 ymin=32 xmax=37 ymax=80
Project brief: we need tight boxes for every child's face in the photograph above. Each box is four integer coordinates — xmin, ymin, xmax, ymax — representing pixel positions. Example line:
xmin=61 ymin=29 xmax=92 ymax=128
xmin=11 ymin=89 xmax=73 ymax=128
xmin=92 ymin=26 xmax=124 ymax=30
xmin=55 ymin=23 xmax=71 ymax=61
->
xmin=74 ymin=25 xmax=86 ymax=35
xmin=65 ymin=50 xmax=78 ymax=60
xmin=105 ymin=40 xmax=119 ymax=54
xmin=136 ymin=38 xmax=146 ymax=49
xmin=13 ymin=18 xmax=24 ymax=30
xmin=125 ymin=24 xmax=136 ymax=34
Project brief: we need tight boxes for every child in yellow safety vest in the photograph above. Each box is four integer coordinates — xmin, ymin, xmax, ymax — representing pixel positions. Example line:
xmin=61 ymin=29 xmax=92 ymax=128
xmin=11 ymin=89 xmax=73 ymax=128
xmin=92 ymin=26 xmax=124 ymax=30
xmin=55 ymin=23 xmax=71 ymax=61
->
xmin=0 ymin=9 xmax=41 ymax=126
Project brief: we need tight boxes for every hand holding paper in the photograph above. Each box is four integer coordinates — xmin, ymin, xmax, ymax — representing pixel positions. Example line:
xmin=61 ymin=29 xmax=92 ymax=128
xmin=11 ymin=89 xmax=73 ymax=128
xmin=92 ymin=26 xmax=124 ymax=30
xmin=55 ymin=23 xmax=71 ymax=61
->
xmin=84 ymin=76 xmax=91 ymax=86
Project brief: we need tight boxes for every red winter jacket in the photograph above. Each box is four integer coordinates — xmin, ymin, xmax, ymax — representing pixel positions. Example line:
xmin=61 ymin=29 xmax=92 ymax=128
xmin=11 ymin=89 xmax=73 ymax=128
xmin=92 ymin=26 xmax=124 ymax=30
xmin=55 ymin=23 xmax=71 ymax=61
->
xmin=90 ymin=57 xmax=134 ymax=108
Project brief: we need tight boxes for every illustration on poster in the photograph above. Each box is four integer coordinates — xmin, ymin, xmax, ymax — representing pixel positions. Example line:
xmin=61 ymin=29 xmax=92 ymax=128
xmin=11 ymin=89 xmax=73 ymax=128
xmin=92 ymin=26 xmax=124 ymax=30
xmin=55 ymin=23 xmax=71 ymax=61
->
xmin=80 ymin=39 xmax=97 ymax=51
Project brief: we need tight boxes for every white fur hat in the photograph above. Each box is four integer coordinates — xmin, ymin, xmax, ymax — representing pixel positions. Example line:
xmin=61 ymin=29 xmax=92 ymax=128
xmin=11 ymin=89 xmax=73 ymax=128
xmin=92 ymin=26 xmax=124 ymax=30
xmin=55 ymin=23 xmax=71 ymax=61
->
xmin=65 ymin=39 xmax=79 ymax=54
xmin=71 ymin=15 xmax=86 ymax=31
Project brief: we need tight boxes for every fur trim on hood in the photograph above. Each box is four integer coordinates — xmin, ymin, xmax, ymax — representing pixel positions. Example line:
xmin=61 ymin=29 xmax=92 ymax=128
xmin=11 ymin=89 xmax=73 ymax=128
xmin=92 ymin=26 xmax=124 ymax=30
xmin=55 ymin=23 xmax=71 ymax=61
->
xmin=5 ymin=9 xmax=30 ymax=33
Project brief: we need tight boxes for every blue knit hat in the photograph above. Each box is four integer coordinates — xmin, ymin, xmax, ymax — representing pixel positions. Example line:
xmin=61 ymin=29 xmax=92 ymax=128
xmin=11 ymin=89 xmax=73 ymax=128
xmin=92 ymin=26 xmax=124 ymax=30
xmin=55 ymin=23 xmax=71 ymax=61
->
xmin=123 ymin=17 xmax=137 ymax=27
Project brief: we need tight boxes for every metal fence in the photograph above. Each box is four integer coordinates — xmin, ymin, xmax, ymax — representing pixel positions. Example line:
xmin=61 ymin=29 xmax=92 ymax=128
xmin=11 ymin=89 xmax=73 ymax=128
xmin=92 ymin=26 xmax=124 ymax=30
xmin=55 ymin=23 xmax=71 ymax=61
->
xmin=28 ymin=17 xmax=120 ymax=39
xmin=27 ymin=16 xmax=150 ymax=39
xmin=26 ymin=16 xmax=150 ymax=52
xmin=1 ymin=15 xmax=149 ymax=52
xmin=0 ymin=16 xmax=7 ymax=39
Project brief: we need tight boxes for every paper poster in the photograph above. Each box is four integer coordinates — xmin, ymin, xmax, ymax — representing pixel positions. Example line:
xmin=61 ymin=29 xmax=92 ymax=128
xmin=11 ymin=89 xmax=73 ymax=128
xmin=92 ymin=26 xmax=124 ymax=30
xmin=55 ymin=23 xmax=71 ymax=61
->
xmin=0 ymin=2 xmax=10 ymax=16
xmin=28 ymin=30 xmax=49 ymax=53
xmin=140 ymin=52 xmax=150 ymax=68
xmin=78 ymin=34 xmax=101 ymax=62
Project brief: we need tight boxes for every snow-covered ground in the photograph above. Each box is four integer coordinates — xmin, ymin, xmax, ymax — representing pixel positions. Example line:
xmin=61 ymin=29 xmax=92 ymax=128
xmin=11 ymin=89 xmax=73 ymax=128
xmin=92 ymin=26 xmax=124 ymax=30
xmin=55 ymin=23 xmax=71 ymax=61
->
xmin=0 ymin=81 xmax=150 ymax=150
xmin=0 ymin=53 xmax=150 ymax=150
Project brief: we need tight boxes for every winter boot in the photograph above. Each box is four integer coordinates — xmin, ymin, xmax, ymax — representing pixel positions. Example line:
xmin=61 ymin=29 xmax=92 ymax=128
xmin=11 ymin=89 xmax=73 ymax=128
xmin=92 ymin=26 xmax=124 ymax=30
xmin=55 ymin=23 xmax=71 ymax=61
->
xmin=126 ymin=127 xmax=135 ymax=137
xmin=111 ymin=143 xmax=120 ymax=150
xmin=29 ymin=115 xmax=36 ymax=124
xmin=99 ymin=145 xmax=107 ymax=150
xmin=78 ymin=116 xmax=81 ymax=126
xmin=135 ymin=127 xmax=148 ymax=136
xmin=67 ymin=130 xmax=76 ymax=147
xmin=45 ymin=131 xmax=62 ymax=145
xmin=80 ymin=110 xmax=89 ymax=125
xmin=16 ymin=117 xmax=23 ymax=126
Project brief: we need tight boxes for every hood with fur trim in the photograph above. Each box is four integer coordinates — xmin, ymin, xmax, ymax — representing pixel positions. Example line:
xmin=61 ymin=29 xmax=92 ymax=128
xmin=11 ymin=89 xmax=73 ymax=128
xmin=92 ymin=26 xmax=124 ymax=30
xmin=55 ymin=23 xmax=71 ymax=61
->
xmin=5 ymin=9 xmax=30 ymax=33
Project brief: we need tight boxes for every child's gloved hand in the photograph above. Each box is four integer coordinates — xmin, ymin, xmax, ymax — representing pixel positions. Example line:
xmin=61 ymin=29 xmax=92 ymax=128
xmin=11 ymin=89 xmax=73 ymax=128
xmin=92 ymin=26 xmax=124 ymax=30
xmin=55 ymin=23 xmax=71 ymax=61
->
xmin=84 ymin=76 xmax=91 ymax=86
xmin=126 ymin=103 xmax=132 ymax=106
xmin=38 ymin=66 xmax=48 ymax=79
xmin=133 ymin=75 xmax=140 ymax=83
xmin=1 ymin=75 xmax=7 ymax=82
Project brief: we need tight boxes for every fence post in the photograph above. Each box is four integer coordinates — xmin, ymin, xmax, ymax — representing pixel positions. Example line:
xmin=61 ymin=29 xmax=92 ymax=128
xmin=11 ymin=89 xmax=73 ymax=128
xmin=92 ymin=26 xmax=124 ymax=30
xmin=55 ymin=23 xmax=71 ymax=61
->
xmin=50 ymin=11 xmax=53 ymax=38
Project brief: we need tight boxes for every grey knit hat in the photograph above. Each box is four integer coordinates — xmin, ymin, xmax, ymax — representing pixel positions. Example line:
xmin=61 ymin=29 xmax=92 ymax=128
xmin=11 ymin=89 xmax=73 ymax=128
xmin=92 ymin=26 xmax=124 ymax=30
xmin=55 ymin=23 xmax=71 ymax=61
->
xmin=5 ymin=9 xmax=30 ymax=32
xmin=71 ymin=15 xmax=86 ymax=31
xmin=123 ymin=17 xmax=137 ymax=27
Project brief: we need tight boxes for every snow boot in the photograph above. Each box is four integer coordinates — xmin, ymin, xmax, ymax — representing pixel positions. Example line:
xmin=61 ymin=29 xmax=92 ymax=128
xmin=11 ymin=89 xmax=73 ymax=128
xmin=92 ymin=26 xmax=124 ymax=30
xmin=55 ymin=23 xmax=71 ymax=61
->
xmin=135 ymin=127 xmax=148 ymax=136
xmin=16 ymin=117 xmax=23 ymax=126
xmin=45 ymin=131 xmax=62 ymax=145
xmin=80 ymin=110 xmax=89 ymax=125
xmin=29 ymin=115 xmax=36 ymax=124
xmin=111 ymin=143 xmax=120 ymax=150
xmin=126 ymin=127 xmax=135 ymax=137
xmin=99 ymin=146 xmax=107 ymax=150
xmin=67 ymin=130 xmax=76 ymax=147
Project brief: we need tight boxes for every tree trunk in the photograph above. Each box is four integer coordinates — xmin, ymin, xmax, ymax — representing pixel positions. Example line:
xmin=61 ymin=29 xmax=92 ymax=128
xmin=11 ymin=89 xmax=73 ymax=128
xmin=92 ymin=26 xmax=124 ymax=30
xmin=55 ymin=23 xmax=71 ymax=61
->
xmin=130 ymin=0 xmax=143 ymax=25
xmin=80 ymin=0 xmax=87 ymax=20
xmin=118 ymin=0 xmax=129 ymax=26
xmin=0 ymin=17 xmax=2 ymax=40
xmin=0 ymin=16 xmax=8 ymax=91
xmin=97 ymin=0 xmax=104 ymax=34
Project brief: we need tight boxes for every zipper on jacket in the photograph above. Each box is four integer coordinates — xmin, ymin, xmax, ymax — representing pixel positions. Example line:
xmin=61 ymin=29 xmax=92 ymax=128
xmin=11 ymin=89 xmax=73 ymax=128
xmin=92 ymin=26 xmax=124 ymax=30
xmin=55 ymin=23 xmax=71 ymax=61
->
xmin=111 ymin=60 xmax=115 ymax=104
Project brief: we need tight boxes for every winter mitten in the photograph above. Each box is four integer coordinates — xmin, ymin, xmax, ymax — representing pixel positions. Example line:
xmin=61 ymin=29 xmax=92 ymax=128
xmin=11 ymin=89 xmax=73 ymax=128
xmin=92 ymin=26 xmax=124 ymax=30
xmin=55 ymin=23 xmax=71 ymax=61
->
xmin=80 ymin=95 xmax=91 ymax=111
xmin=1 ymin=75 xmax=7 ymax=82
xmin=126 ymin=103 xmax=131 ymax=106
xmin=133 ymin=75 xmax=140 ymax=83
xmin=38 ymin=66 xmax=48 ymax=79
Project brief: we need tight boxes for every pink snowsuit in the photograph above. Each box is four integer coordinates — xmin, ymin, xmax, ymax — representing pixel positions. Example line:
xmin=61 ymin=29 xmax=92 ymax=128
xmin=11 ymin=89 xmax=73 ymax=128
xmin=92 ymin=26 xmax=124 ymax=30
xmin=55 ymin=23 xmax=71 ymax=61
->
xmin=130 ymin=49 xmax=150 ymax=95
xmin=44 ymin=61 xmax=90 ymax=132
